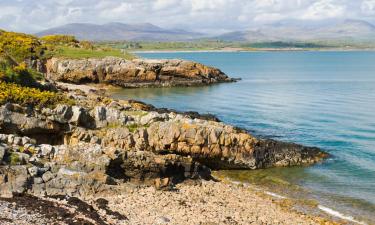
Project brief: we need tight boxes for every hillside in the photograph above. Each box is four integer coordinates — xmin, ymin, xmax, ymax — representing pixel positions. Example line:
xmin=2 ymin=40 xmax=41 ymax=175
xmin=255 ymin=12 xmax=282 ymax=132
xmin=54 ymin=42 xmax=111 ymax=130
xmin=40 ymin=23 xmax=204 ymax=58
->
xmin=215 ymin=19 xmax=375 ymax=43
xmin=36 ymin=22 xmax=204 ymax=41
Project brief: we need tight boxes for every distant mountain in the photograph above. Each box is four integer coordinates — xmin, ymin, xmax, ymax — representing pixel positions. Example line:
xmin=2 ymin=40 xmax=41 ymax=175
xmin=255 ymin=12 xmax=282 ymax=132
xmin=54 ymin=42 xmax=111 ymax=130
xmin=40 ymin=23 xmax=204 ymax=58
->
xmin=215 ymin=19 xmax=375 ymax=42
xmin=35 ymin=22 xmax=204 ymax=41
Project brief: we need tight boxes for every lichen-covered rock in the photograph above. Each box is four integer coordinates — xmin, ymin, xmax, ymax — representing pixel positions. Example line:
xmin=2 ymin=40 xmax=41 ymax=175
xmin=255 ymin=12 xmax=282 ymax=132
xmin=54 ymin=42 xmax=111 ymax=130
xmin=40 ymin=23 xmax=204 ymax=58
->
xmin=46 ymin=57 xmax=236 ymax=87
xmin=0 ymin=83 xmax=328 ymax=199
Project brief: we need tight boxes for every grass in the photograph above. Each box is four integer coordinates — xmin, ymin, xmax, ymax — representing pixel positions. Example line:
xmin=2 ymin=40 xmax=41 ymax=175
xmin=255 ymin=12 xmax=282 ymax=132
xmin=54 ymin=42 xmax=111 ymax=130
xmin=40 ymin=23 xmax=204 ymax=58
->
xmin=51 ymin=46 xmax=135 ymax=60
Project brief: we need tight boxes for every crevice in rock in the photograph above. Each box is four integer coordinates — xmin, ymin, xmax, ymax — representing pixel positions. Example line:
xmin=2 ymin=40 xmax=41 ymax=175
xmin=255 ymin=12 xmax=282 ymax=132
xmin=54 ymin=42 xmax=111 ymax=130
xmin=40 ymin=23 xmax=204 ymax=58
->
xmin=27 ymin=133 xmax=65 ymax=145
xmin=106 ymin=156 xmax=129 ymax=181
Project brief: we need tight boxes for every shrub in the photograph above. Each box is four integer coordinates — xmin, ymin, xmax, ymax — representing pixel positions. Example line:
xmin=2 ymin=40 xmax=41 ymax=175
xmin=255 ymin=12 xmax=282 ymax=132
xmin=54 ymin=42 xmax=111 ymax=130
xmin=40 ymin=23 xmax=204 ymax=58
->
xmin=0 ymin=59 xmax=43 ymax=87
xmin=0 ymin=31 xmax=45 ymax=62
xmin=41 ymin=35 xmax=79 ymax=46
xmin=0 ymin=81 xmax=74 ymax=108
xmin=80 ymin=41 xmax=94 ymax=50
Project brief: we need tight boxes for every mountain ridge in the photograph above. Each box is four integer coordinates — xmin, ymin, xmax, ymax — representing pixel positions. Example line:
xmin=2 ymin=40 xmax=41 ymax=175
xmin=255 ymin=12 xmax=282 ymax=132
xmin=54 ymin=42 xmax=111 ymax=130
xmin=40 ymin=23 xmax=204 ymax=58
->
xmin=35 ymin=22 xmax=204 ymax=41
xmin=35 ymin=19 xmax=375 ymax=43
xmin=215 ymin=19 xmax=375 ymax=42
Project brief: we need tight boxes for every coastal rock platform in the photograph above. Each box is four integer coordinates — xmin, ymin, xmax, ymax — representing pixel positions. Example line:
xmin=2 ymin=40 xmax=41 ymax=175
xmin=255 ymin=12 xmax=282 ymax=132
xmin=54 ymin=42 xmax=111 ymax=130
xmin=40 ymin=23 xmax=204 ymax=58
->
xmin=45 ymin=57 xmax=237 ymax=87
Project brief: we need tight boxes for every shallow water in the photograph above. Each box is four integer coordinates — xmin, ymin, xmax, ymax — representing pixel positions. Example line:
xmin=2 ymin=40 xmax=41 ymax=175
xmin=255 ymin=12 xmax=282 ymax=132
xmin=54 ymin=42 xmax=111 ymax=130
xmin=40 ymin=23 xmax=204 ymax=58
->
xmin=111 ymin=51 xmax=375 ymax=223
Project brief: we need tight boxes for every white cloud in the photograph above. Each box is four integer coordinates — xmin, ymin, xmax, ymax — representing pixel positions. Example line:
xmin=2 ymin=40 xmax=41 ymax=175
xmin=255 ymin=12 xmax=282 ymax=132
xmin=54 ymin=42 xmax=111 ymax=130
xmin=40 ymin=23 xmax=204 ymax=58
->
xmin=301 ymin=0 xmax=346 ymax=20
xmin=362 ymin=0 xmax=375 ymax=15
xmin=0 ymin=0 xmax=374 ymax=33
xmin=253 ymin=13 xmax=285 ymax=23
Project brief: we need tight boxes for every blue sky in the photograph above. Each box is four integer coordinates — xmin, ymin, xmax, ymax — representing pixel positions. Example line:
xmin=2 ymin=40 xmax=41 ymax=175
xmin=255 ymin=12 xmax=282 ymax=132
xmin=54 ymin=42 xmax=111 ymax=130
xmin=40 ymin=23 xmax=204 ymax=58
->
xmin=1 ymin=0 xmax=375 ymax=33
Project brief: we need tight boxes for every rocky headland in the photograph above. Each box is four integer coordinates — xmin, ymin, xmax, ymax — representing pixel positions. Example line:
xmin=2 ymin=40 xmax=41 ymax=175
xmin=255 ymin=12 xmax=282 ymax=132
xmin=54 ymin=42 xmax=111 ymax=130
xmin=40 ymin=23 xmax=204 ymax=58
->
xmin=45 ymin=57 xmax=237 ymax=88
xmin=0 ymin=57 xmax=331 ymax=224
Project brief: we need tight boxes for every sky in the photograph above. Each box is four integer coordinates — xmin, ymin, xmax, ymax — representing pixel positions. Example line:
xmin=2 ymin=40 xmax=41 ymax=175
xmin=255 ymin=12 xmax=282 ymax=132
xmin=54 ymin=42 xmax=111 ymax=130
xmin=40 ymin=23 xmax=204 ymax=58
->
xmin=1 ymin=0 xmax=375 ymax=34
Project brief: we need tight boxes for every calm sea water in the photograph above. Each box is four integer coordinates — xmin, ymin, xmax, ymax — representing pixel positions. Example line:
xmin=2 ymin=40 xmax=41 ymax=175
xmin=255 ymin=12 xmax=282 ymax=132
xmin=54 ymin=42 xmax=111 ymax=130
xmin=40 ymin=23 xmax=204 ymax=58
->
xmin=112 ymin=51 xmax=375 ymax=222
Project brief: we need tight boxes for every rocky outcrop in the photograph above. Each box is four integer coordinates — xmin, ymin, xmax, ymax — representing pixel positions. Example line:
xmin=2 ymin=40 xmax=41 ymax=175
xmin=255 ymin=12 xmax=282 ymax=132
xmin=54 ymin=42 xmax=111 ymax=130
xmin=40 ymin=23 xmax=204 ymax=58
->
xmin=0 ymin=87 xmax=328 ymax=199
xmin=45 ymin=57 xmax=236 ymax=87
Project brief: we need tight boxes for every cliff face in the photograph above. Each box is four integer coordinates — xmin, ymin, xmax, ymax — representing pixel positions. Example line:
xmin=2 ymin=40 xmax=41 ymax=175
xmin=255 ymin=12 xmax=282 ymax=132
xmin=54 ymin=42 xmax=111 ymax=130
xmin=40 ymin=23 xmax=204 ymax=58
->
xmin=46 ymin=57 xmax=235 ymax=87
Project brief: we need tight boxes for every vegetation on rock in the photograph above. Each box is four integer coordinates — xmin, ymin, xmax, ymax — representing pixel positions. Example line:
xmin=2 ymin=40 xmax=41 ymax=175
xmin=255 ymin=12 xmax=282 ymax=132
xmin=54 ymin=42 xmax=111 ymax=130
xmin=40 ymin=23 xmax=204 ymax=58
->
xmin=40 ymin=34 xmax=134 ymax=59
xmin=0 ymin=81 xmax=73 ymax=108
xmin=0 ymin=30 xmax=45 ymax=62
xmin=40 ymin=35 xmax=79 ymax=47
xmin=0 ymin=59 xmax=44 ymax=86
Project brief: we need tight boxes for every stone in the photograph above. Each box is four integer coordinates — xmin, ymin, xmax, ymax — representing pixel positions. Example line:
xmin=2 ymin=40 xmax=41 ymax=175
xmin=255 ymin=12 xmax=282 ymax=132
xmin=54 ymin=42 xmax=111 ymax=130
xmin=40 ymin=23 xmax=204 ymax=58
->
xmin=154 ymin=177 xmax=170 ymax=190
xmin=0 ymin=134 xmax=7 ymax=142
xmin=33 ymin=177 xmax=44 ymax=184
xmin=28 ymin=166 xmax=39 ymax=177
xmin=13 ymin=136 xmax=22 ymax=145
xmin=7 ymin=134 xmax=15 ymax=145
xmin=0 ymin=106 xmax=62 ymax=136
xmin=42 ymin=171 xmax=55 ymax=182
xmin=21 ymin=136 xmax=31 ymax=145
xmin=140 ymin=112 xmax=167 ymax=125
xmin=70 ymin=106 xmax=93 ymax=128
xmin=39 ymin=144 xmax=55 ymax=159
xmin=94 ymin=106 xmax=107 ymax=127
xmin=0 ymin=143 xmax=7 ymax=162
xmin=0 ymin=166 xmax=29 ymax=197
xmin=153 ymin=216 xmax=171 ymax=225
xmin=52 ymin=104 xmax=73 ymax=123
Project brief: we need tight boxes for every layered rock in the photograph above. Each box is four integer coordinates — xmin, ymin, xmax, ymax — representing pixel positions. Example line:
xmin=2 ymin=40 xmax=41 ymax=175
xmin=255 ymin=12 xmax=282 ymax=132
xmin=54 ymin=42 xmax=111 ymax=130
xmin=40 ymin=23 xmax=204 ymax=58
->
xmin=45 ymin=57 xmax=236 ymax=87
xmin=0 ymin=87 xmax=328 ymax=198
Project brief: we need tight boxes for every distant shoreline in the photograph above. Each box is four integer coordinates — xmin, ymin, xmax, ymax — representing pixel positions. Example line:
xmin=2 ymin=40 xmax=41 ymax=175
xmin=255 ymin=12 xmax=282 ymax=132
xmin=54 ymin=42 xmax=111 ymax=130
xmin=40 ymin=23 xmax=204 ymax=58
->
xmin=131 ymin=48 xmax=375 ymax=54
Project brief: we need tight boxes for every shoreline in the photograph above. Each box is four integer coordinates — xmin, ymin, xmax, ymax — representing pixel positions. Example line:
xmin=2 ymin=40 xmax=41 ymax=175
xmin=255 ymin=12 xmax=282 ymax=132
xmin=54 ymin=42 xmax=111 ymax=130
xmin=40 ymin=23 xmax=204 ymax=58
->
xmin=131 ymin=48 xmax=375 ymax=54
xmin=216 ymin=170 xmax=370 ymax=225
xmin=0 ymin=178 xmax=340 ymax=225
xmin=0 ymin=80 xmax=367 ymax=225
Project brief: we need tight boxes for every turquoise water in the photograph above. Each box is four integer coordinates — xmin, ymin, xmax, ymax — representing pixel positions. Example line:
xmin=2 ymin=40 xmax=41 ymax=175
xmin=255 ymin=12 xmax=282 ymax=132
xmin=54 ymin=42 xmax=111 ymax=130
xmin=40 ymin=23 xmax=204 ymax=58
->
xmin=112 ymin=51 xmax=375 ymax=222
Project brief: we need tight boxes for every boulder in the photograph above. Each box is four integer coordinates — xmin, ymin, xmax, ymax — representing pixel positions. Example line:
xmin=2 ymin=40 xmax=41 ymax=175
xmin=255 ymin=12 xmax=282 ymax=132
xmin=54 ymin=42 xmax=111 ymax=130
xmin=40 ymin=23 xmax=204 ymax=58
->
xmin=0 ymin=166 xmax=29 ymax=197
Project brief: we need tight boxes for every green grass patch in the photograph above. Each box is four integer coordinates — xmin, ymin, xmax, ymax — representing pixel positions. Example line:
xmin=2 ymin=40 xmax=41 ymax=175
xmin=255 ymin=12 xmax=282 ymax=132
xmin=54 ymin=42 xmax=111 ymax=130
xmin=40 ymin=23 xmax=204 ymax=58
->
xmin=50 ymin=46 xmax=135 ymax=60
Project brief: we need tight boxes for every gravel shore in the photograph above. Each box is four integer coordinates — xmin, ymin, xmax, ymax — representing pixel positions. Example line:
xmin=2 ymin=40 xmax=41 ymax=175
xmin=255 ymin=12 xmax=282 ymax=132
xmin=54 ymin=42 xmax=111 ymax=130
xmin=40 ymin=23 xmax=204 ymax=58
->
xmin=0 ymin=180 xmax=339 ymax=225
xmin=106 ymin=180 xmax=335 ymax=225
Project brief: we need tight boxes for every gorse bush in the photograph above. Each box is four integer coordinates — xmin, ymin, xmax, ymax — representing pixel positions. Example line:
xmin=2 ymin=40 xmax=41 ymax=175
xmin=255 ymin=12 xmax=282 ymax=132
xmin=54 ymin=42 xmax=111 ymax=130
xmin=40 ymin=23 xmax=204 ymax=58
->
xmin=0 ymin=59 xmax=43 ymax=87
xmin=40 ymin=35 xmax=79 ymax=46
xmin=0 ymin=81 xmax=74 ymax=108
xmin=0 ymin=31 xmax=45 ymax=62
